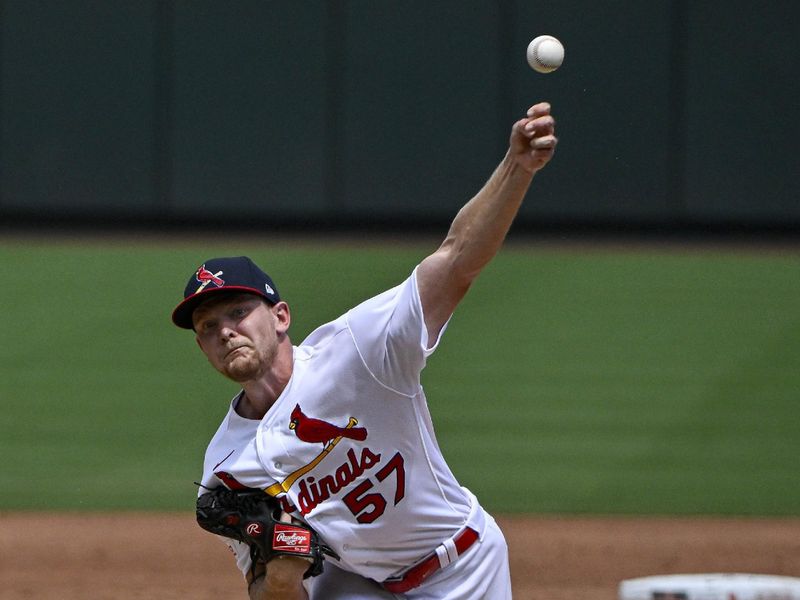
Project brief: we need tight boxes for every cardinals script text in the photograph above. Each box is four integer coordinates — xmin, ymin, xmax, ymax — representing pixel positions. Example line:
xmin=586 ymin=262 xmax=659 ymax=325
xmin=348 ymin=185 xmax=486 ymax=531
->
xmin=295 ymin=447 xmax=406 ymax=523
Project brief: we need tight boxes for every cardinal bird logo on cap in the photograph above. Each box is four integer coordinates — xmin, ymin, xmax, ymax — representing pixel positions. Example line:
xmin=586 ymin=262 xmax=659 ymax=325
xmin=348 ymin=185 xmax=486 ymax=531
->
xmin=195 ymin=264 xmax=225 ymax=293
xmin=289 ymin=404 xmax=368 ymax=449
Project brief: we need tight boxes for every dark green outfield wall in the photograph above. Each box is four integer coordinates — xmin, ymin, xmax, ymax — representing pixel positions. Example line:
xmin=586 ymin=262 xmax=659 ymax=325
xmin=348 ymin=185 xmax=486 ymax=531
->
xmin=0 ymin=1 xmax=797 ymax=229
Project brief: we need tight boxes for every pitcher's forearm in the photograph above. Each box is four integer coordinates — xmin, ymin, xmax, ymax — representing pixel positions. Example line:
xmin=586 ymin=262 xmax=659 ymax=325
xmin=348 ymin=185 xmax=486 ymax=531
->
xmin=416 ymin=102 xmax=557 ymax=341
xmin=440 ymin=150 xmax=535 ymax=283
xmin=247 ymin=559 xmax=308 ymax=600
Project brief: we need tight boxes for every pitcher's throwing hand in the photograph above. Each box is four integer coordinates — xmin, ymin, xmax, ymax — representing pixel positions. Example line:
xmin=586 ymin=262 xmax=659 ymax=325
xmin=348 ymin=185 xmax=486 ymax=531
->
xmin=511 ymin=102 xmax=558 ymax=173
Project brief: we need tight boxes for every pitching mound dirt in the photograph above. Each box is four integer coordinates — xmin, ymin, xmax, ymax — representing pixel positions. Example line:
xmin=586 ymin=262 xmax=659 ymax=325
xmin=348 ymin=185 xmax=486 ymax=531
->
xmin=1 ymin=513 xmax=799 ymax=599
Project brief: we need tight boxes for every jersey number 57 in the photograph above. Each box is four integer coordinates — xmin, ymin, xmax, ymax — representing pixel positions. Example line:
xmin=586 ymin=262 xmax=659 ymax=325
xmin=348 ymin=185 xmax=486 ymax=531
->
xmin=343 ymin=452 xmax=406 ymax=524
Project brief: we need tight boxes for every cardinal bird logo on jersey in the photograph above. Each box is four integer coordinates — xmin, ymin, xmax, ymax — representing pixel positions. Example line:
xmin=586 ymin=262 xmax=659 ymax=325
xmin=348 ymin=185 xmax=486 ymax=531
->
xmin=289 ymin=404 xmax=368 ymax=448
xmin=263 ymin=405 xmax=371 ymax=497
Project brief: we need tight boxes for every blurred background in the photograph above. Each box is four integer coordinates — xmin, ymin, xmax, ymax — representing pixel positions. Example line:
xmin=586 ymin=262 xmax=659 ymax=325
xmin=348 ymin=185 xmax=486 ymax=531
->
xmin=1 ymin=1 xmax=798 ymax=516
xmin=1 ymin=0 xmax=798 ymax=233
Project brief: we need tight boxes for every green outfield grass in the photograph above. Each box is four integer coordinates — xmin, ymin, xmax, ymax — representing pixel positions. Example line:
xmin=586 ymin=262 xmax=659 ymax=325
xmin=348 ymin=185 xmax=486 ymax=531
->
xmin=1 ymin=237 xmax=798 ymax=515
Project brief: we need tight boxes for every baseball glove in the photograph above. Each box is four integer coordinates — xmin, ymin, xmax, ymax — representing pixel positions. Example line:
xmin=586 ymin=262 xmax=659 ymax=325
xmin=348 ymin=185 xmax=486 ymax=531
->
xmin=196 ymin=487 xmax=338 ymax=578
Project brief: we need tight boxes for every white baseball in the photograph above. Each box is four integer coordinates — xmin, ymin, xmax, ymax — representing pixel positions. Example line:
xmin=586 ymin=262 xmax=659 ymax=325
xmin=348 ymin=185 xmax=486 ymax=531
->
xmin=527 ymin=35 xmax=564 ymax=73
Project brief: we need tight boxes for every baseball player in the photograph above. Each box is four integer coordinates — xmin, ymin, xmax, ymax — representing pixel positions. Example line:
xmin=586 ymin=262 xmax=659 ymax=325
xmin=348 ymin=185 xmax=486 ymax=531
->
xmin=173 ymin=102 xmax=557 ymax=599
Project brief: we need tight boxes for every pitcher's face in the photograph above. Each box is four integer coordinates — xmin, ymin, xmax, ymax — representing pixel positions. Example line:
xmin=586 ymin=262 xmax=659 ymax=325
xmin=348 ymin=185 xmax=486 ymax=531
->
xmin=193 ymin=293 xmax=283 ymax=383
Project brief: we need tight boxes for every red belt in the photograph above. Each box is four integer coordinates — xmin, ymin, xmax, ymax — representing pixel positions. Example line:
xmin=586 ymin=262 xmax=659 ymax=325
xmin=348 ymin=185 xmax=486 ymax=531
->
xmin=382 ymin=527 xmax=479 ymax=594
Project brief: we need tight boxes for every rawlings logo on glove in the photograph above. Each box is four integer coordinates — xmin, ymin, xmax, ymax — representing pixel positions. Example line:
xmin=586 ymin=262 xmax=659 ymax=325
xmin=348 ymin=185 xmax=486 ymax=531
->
xmin=196 ymin=487 xmax=338 ymax=578
xmin=273 ymin=525 xmax=312 ymax=553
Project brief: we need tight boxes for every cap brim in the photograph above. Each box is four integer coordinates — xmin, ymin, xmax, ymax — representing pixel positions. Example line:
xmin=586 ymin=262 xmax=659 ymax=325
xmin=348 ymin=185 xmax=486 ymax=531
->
xmin=171 ymin=286 xmax=270 ymax=329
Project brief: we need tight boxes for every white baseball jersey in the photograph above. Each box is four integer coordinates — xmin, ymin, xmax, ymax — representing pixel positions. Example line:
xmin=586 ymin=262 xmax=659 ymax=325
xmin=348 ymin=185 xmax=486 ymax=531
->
xmin=199 ymin=268 xmax=510 ymax=597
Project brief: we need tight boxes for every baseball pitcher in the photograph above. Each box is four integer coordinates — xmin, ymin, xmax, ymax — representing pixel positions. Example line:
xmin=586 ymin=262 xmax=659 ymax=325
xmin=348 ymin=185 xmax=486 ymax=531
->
xmin=173 ymin=102 xmax=557 ymax=599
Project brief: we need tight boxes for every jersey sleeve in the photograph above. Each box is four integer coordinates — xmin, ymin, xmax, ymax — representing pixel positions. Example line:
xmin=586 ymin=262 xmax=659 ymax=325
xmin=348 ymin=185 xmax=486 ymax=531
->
xmin=345 ymin=266 xmax=449 ymax=395
xmin=198 ymin=411 xmax=277 ymax=579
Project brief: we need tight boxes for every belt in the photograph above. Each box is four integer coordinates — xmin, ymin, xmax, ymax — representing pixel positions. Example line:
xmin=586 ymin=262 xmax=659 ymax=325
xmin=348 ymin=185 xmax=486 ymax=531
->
xmin=382 ymin=527 xmax=479 ymax=594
